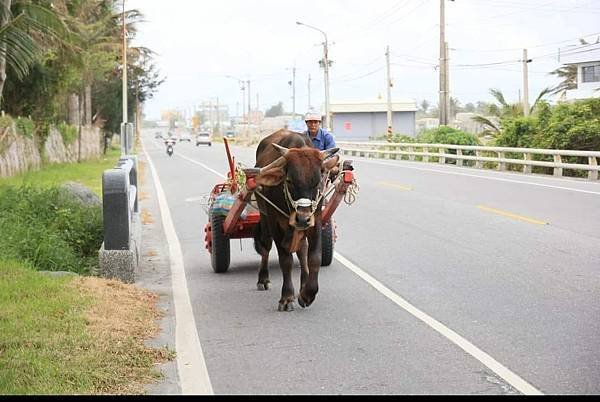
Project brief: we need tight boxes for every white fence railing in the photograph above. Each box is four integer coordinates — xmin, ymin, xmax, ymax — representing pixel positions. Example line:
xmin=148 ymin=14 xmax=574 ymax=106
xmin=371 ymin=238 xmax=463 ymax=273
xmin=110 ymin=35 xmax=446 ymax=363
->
xmin=336 ymin=141 xmax=600 ymax=181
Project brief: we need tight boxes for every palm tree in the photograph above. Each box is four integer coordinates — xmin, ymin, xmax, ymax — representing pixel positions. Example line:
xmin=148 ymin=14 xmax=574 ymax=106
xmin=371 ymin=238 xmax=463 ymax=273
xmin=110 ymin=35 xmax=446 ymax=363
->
xmin=549 ymin=64 xmax=577 ymax=97
xmin=471 ymin=87 xmax=551 ymax=135
xmin=0 ymin=0 xmax=67 ymax=102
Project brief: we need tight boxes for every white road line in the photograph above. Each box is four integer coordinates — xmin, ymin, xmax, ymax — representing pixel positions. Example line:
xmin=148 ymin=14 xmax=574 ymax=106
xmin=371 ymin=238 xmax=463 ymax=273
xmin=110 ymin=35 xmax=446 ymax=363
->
xmin=176 ymin=152 xmax=227 ymax=178
xmin=360 ymin=159 xmax=600 ymax=196
xmin=334 ymin=251 xmax=543 ymax=396
xmin=141 ymin=138 xmax=214 ymax=395
xmin=164 ymin=145 xmax=543 ymax=394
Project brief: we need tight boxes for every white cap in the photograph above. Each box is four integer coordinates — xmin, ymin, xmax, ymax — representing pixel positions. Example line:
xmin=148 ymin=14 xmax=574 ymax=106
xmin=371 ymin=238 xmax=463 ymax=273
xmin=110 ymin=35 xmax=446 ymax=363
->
xmin=304 ymin=111 xmax=322 ymax=122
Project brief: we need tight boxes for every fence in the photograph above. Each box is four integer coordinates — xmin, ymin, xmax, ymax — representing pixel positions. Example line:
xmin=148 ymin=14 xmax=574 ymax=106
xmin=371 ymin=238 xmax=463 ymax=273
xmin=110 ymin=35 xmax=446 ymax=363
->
xmin=99 ymin=155 xmax=141 ymax=283
xmin=336 ymin=141 xmax=600 ymax=181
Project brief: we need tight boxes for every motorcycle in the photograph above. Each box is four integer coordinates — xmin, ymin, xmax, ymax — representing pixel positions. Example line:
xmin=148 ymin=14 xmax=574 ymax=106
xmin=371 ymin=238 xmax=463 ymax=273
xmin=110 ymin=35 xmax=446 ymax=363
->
xmin=165 ymin=139 xmax=175 ymax=157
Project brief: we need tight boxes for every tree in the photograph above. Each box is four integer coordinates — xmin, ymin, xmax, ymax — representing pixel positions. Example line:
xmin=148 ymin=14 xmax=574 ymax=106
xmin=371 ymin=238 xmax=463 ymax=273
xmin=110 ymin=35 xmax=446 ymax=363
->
xmin=419 ymin=99 xmax=429 ymax=113
xmin=265 ymin=101 xmax=284 ymax=117
xmin=0 ymin=0 xmax=67 ymax=102
xmin=471 ymin=87 xmax=551 ymax=135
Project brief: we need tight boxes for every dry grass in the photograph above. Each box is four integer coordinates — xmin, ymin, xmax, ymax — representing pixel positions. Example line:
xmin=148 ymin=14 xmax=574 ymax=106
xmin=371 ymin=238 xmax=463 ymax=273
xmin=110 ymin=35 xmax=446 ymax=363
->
xmin=70 ymin=277 xmax=174 ymax=395
xmin=141 ymin=208 xmax=154 ymax=225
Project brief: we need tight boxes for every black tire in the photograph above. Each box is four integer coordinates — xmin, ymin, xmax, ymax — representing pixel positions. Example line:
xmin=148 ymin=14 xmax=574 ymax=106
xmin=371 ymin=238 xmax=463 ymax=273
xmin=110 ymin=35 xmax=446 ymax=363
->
xmin=321 ymin=219 xmax=334 ymax=266
xmin=210 ymin=213 xmax=230 ymax=273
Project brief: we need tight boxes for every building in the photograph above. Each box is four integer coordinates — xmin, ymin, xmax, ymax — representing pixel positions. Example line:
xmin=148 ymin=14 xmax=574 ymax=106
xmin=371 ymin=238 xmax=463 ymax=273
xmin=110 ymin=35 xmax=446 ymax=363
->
xmin=561 ymin=45 xmax=600 ymax=101
xmin=416 ymin=118 xmax=439 ymax=134
xmin=329 ymin=99 xmax=417 ymax=140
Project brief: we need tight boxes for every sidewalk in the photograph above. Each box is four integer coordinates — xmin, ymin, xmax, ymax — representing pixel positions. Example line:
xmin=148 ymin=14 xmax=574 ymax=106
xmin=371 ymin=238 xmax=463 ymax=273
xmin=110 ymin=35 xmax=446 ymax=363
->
xmin=134 ymin=149 xmax=180 ymax=395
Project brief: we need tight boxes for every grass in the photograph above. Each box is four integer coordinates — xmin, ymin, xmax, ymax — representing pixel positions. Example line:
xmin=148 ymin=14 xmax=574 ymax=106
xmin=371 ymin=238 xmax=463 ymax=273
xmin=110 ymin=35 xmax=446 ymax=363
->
xmin=0 ymin=260 xmax=174 ymax=394
xmin=0 ymin=146 xmax=121 ymax=196
xmin=0 ymin=145 xmax=175 ymax=394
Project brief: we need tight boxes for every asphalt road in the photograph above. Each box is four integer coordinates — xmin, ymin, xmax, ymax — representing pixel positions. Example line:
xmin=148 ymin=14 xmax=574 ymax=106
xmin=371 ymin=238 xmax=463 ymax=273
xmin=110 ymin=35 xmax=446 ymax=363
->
xmin=138 ymin=128 xmax=600 ymax=395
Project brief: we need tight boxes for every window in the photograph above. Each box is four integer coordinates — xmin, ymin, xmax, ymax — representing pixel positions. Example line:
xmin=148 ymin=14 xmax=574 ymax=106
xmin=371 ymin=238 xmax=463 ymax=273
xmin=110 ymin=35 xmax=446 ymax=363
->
xmin=581 ymin=64 xmax=600 ymax=83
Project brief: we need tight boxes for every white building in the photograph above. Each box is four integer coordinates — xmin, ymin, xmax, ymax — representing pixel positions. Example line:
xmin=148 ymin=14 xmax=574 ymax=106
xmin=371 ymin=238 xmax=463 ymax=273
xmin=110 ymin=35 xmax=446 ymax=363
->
xmin=561 ymin=45 xmax=600 ymax=101
xmin=329 ymin=99 xmax=418 ymax=140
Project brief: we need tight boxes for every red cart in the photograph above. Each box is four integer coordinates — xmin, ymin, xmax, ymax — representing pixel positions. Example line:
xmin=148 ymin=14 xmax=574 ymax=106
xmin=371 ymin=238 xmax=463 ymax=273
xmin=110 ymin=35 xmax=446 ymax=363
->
xmin=204 ymin=138 xmax=356 ymax=273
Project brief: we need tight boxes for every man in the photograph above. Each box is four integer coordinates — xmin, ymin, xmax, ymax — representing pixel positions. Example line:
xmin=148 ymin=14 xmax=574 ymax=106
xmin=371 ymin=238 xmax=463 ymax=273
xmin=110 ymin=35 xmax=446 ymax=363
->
xmin=303 ymin=111 xmax=336 ymax=151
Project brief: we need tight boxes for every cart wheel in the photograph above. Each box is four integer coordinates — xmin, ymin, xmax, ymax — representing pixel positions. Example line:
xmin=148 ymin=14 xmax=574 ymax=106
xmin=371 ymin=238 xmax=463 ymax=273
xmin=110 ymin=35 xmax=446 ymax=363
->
xmin=321 ymin=219 xmax=334 ymax=266
xmin=211 ymin=214 xmax=230 ymax=273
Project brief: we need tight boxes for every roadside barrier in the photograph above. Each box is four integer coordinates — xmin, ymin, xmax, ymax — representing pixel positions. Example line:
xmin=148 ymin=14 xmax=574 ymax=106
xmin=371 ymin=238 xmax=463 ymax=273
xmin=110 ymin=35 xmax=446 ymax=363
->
xmin=337 ymin=141 xmax=600 ymax=181
xmin=99 ymin=155 xmax=141 ymax=283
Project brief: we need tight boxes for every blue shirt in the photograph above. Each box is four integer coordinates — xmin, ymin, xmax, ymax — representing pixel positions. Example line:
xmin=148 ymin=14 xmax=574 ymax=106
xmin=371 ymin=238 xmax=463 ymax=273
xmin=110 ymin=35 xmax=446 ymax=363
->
xmin=304 ymin=128 xmax=336 ymax=151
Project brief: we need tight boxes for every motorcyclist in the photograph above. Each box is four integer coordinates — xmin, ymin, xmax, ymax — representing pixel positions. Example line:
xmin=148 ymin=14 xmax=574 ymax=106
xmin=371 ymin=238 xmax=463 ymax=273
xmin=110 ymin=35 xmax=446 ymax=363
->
xmin=164 ymin=137 xmax=176 ymax=156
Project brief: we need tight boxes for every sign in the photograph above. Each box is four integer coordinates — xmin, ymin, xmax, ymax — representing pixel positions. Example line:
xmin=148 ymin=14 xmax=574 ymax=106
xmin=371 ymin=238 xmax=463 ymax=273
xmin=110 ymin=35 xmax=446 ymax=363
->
xmin=344 ymin=122 xmax=352 ymax=131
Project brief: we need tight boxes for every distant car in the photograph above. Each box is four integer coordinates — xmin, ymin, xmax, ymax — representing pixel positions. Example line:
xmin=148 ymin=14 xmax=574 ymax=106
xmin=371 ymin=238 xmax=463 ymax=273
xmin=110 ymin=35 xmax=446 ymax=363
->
xmin=224 ymin=130 xmax=236 ymax=141
xmin=196 ymin=131 xmax=212 ymax=146
xmin=179 ymin=132 xmax=192 ymax=142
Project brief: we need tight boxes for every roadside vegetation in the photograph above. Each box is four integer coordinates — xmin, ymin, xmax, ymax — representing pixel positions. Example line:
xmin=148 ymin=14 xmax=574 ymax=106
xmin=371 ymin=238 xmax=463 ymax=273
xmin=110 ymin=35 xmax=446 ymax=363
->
xmin=0 ymin=1 xmax=163 ymax=153
xmin=0 ymin=146 xmax=174 ymax=395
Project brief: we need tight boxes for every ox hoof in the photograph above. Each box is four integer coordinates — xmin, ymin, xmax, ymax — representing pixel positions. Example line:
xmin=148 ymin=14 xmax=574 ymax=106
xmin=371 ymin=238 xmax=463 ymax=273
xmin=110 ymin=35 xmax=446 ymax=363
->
xmin=278 ymin=301 xmax=295 ymax=312
xmin=257 ymin=282 xmax=271 ymax=291
xmin=298 ymin=294 xmax=306 ymax=308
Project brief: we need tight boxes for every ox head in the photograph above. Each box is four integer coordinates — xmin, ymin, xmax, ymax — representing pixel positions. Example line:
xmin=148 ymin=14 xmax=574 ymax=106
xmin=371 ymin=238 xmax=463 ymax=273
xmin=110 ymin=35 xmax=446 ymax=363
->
xmin=256 ymin=144 xmax=340 ymax=229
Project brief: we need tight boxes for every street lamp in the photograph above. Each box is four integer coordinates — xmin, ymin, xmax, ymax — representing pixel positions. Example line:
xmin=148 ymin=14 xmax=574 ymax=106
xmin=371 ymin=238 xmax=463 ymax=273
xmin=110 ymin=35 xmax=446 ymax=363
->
xmin=296 ymin=21 xmax=332 ymax=131
xmin=225 ymin=75 xmax=246 ymax=123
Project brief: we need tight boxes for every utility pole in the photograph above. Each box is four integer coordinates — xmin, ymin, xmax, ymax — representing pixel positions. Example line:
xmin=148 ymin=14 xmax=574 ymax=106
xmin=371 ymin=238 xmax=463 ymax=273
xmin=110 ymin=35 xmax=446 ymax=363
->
xmin=308 ymin=73 xmax=312 ymax=109
xmin=122 ymin=0 xmax=127 ymax=124
xmin=296 ymin=21 xmax=332 ymax=131
xmin=385 ymin=45 xmax=393 ymax=141
xmin=216 ymin=97 xmax=220 ymax=134
xmin=323 ymin=39 xmax=331 ymax=131
xmin=445 ymin=42 xmax=451 ymax=123
xmin=247 ymin=80 xmax=251 ymax=125
xmin=288 ymin=66 xmax=297 ymax=119
xmin=522 ymin=48 xmax=531 ymax=116
xmin=439 ymin=0 xmax=453 ymax=126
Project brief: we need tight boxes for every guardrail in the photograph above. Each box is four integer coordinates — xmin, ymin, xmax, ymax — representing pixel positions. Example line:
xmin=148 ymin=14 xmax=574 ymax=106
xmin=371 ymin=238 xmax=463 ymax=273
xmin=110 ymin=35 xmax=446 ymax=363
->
xmin=99 ymin=155 xmax=141 ymax=283
xmin=337 ymin=141 xmax=600 ymax=181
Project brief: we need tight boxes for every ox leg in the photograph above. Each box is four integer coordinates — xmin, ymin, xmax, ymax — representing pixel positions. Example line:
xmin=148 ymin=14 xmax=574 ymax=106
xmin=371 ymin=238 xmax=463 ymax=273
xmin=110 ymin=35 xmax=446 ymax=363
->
xmin=297 ymin=237 xmax=309 ymax=290
xmin=298 ymin=236 xmax=321 ymax=308
xmin=276 ymin=245 xmax=296 ymax=312
xmin=254 ymin=220 xmax=272 ymax=291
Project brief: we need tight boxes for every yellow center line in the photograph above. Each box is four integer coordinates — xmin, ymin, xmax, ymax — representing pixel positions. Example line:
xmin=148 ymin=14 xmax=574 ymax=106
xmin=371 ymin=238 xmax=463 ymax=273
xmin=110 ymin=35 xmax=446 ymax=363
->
xmin=377 ymin=181 xmax=413 ymax=191
xmin=477 ymin=205 xmax=548 ymax=226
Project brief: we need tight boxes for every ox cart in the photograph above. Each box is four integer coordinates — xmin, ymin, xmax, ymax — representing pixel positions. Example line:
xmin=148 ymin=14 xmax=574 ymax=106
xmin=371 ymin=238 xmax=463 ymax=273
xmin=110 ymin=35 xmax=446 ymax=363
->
xmin=204 ymin=138 xmax=356 ymax=273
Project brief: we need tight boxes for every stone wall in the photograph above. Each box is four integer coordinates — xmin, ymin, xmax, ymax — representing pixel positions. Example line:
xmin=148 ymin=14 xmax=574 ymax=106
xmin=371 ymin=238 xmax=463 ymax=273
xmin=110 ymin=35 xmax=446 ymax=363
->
xmin=0 ymin=124 xmax=102 ymax=178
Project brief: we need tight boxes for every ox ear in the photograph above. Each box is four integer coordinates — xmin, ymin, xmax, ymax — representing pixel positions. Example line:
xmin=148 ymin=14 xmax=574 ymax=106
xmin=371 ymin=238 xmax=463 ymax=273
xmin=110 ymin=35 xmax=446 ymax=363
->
xmin=255 ymin=167 xmax=285 ymax=187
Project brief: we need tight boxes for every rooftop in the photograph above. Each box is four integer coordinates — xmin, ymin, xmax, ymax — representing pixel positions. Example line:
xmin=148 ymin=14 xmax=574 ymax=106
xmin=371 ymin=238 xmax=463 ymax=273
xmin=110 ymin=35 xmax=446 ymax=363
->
xmin=330 ymin=99 xmax=418 ymax=113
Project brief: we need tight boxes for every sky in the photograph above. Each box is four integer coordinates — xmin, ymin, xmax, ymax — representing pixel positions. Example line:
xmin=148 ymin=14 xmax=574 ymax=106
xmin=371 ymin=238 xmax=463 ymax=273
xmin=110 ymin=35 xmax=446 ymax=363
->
xmin=126 ymin=0 xmax=600 ymax=120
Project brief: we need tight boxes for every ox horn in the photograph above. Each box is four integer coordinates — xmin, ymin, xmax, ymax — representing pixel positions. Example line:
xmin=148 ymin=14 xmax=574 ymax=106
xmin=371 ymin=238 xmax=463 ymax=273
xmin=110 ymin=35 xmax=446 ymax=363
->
xmin=320 ymin=147 xmax=340 ymax=160
xmin=257 ymin=143 xmax=289 ymax=174
xmin=272 ymin=143 xmax=289 ymax=157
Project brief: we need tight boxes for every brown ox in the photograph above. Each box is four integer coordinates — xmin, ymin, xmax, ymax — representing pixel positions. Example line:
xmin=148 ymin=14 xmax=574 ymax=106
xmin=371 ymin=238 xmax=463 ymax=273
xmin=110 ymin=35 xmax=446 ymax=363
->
xmin=253 ymin=129 xmax=339 ymax=311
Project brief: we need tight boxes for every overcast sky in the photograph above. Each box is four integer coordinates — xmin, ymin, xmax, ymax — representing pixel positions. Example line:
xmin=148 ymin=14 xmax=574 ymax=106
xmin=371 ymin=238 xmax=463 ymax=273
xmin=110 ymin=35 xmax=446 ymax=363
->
xmin=127 ymin=0 xmax=600 ymax=120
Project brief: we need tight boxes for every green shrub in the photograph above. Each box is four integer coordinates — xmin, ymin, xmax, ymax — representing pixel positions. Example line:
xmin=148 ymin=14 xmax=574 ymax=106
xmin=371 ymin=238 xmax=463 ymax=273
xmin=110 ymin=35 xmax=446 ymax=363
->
xmin=57 ymin=122 xmax=78 ymax=145
xmin=15 ymin=117 xmax=35 ymax=138
xmin=0 ymin=185 xmax=103 ymax=275
xmin=417 ymin=126 xmax=480 ymax=145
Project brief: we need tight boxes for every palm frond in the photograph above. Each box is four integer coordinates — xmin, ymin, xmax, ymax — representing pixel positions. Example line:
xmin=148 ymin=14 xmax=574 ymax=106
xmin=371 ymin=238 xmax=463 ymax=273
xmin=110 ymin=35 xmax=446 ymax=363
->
xmin=489 ymin=88 xmax=509 ymax=108
xmin=471 ymin=115 xmax=500 ymax=133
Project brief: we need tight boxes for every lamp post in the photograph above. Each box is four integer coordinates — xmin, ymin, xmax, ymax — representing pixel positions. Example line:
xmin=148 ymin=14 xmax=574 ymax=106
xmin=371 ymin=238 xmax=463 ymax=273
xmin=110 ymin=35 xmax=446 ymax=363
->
xmin=225 ymin=75 xmax=246 ymax=123
xmin=120 ymin=0 xmax=132 ymax=156
xmin=296 ymin=21 xmax=331 ymax=131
